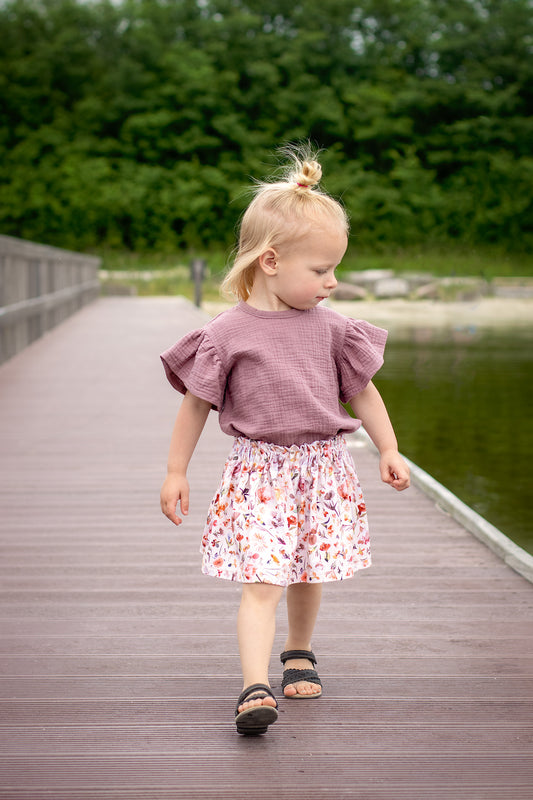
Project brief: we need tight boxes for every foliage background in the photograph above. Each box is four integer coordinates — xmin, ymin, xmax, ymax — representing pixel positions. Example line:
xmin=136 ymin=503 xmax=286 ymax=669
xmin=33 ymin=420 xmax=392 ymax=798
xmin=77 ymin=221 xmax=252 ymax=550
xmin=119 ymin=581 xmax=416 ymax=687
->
xmin=1 ymin=0 xmax=532 ymax=256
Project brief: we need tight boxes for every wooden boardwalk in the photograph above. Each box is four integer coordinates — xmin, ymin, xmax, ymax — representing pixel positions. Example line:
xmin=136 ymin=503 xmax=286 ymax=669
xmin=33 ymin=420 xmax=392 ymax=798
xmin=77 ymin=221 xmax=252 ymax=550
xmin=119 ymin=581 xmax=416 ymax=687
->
xmin=1 ymin=297 xmax=532 ymax=800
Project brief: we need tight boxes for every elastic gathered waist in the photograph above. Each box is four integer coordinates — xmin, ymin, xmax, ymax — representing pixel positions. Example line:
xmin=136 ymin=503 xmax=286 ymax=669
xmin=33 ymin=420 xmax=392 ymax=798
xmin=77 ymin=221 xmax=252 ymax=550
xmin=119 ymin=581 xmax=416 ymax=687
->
xmin=234 ymin=434 xmax=346 ymax=459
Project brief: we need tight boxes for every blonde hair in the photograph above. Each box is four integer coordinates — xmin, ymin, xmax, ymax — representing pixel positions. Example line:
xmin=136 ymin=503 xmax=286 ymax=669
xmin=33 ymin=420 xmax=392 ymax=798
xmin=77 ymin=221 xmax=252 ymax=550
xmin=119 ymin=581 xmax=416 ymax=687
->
xmin=221 ymin=146 xmax=349 ymax=301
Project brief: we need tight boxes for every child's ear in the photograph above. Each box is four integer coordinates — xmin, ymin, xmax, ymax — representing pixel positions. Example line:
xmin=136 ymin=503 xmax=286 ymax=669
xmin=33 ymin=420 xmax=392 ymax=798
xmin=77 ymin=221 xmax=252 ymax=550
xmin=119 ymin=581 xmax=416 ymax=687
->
xmin=258 ymin=248 xmax=278 ymax=275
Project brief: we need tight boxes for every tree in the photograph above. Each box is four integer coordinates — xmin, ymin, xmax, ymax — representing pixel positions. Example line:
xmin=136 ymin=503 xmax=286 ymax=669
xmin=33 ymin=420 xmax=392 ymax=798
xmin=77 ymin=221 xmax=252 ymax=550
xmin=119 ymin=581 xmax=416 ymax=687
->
xmin=0 ymin=0 xmax=531 ymax=251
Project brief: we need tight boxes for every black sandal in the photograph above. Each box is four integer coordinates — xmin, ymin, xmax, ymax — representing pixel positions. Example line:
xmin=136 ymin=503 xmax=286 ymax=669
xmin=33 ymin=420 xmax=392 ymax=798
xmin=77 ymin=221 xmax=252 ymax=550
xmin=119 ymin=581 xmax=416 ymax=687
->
xmin=234 ymin=683 xmax=278 ymax=735
xmin=280 ymin=649 xmax=323 ymax=699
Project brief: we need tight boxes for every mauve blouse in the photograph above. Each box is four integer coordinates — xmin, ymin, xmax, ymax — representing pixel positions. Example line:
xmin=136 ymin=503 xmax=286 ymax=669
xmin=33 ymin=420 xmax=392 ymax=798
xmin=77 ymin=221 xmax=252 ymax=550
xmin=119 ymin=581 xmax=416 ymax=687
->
xmin=161 ymin=301 xmax=387 ymax=446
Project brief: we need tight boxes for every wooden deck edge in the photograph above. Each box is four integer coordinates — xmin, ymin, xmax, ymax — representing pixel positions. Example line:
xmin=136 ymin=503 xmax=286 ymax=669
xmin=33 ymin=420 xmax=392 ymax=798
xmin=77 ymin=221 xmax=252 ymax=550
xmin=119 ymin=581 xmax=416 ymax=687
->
xmin=349 ymin=431 xmax=533 ymax=584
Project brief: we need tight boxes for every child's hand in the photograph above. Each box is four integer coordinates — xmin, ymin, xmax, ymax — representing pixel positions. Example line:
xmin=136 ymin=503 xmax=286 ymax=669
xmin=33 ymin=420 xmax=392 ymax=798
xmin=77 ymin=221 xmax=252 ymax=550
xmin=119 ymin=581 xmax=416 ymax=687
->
xmin=379 ymin=450 xmax=410 ymax=492
xmin=160 ymin=472 xmax=190 ymax=525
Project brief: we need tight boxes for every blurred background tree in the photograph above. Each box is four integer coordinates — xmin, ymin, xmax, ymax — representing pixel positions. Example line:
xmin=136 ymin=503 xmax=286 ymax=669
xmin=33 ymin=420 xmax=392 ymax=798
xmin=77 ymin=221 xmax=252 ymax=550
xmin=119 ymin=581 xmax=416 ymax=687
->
xmin=0 ymin=0 xmax=531 ymax=254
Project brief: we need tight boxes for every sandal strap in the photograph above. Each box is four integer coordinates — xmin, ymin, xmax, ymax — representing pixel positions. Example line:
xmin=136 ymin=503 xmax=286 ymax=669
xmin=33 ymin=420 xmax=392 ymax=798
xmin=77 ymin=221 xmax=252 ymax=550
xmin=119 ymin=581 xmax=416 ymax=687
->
xmin=281 ymin=667 xmax=322 ymax=690
xmin=280 ymin=649 xmax=317 ymax=666
xmin=235 ymin=683 xmax=277 ymax=715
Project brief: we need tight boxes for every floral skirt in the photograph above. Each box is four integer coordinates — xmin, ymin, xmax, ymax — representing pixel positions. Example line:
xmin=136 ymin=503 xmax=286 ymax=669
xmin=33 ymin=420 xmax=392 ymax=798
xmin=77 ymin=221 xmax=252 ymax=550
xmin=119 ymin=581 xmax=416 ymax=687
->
xmin=201 ymin=435 xmax=371 ymax=586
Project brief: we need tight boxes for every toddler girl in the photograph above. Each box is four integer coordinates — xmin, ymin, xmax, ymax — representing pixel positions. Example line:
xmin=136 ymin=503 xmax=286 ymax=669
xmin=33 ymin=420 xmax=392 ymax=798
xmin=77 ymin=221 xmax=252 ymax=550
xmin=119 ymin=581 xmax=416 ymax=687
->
xmin=160 ymin=147 xmax=410 ymax=736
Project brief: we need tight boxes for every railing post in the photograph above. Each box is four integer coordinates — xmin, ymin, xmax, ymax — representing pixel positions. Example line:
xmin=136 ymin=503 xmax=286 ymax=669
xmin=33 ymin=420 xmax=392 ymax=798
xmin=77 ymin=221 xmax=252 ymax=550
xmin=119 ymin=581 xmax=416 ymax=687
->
xmin=190 ymin=258 xmax=206 ymax=308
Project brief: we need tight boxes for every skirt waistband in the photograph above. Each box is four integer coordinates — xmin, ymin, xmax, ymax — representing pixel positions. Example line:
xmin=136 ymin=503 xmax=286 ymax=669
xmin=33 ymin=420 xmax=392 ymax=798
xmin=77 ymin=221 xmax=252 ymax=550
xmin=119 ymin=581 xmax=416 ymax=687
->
xmin=234 ymin=434 xmax=347 ymax=458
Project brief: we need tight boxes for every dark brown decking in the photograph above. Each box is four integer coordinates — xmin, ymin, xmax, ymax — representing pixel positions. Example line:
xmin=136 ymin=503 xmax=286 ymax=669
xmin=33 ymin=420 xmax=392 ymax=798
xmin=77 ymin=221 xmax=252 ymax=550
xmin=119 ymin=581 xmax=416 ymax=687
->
xmin=0 ymin=297 xmax=532 ymax=800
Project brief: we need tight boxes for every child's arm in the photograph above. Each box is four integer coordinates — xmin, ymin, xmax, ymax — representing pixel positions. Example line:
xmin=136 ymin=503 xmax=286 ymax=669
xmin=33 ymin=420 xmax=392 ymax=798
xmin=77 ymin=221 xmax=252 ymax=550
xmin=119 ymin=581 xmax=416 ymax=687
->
xmin=160 ymin=390 xmax=212 ymax=525
xmin=349 ymin=381 xmax=410 ymax=492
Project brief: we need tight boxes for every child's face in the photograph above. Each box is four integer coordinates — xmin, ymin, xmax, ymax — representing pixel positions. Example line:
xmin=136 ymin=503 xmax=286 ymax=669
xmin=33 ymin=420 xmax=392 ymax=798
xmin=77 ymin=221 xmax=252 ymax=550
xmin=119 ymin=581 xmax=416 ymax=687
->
xmin=267 ymin=222 xmax=347 ymax=311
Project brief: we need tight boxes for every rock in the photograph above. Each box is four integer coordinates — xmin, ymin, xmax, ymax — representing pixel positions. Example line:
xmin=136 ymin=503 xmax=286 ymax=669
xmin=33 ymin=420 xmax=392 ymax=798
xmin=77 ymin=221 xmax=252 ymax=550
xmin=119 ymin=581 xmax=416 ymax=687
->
xmin=491 ymin=278 xmax=533 ymax=299
xmin=414 ymin=282 xmax=441 ymax=300
xmin=331 ymin=282 xmax=368 ymax=301
xmin=414 ymin=278 xmax=490 ymax=302
xmin=374 ymin=277 xmax=410 ymax=299
xmin=401 ymin=272 xmax=435 ymax=289
xmin=344 ymin=269 xmax=394 ymax=289
xmin=438 ymin=277 xmax=490 ymax=301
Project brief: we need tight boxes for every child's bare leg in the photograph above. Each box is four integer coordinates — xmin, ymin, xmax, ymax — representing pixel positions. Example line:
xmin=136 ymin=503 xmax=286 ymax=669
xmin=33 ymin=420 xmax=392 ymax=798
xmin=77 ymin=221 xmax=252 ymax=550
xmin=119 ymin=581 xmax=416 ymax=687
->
xmin=283 ymin=583 xmax=323 ymax=697
xmin=237 ymin=583 xmax=283 ymax=711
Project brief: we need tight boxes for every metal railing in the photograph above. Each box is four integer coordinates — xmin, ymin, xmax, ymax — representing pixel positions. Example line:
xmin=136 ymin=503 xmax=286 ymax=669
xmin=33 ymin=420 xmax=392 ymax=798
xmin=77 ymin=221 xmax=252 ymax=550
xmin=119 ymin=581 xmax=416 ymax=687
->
xmin=0 ymin=235 xmax=100 ymax=364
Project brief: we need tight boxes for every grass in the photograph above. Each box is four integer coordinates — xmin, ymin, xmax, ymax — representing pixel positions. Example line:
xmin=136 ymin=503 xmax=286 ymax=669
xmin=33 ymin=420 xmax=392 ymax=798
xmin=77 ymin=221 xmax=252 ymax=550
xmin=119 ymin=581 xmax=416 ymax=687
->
xmin=97 ymin=249 xmax=228 ymax=302
xmin=96 ymin=244 xmax=533 ymax=302
xmin=340 ymin=245 xmax=533 ymax=279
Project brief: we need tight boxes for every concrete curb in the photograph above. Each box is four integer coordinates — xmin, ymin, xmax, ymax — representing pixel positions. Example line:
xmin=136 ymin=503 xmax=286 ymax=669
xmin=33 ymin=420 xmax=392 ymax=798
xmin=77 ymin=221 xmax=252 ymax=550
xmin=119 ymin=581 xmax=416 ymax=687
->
xmin=348 ymin=431 xmax=533 ymax=584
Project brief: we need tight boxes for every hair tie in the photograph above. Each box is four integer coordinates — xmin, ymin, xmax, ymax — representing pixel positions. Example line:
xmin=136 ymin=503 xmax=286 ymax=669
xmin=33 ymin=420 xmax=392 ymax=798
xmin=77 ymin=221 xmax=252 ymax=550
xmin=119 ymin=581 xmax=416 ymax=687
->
xmin=297 ymin=182 xmax=310 ymax=188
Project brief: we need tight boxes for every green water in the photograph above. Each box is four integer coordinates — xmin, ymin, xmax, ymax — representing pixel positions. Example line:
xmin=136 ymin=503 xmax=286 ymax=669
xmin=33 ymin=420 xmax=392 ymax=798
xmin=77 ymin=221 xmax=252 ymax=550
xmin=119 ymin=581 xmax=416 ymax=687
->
xmin=373 ymin=328 xmax=533 ymax=555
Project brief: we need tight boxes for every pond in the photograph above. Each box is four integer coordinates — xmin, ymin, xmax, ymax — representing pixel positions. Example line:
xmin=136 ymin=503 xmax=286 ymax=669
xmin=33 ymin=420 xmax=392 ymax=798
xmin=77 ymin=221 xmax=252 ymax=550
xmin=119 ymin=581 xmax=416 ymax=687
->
xmin=373 ymin=328 xmax=533 ymax=555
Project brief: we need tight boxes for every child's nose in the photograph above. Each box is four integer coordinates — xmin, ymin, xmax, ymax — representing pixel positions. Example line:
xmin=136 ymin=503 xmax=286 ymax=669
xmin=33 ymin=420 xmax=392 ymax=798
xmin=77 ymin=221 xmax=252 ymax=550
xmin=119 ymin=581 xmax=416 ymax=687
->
xmin=325 ymin=273 xmax=337 ymax=289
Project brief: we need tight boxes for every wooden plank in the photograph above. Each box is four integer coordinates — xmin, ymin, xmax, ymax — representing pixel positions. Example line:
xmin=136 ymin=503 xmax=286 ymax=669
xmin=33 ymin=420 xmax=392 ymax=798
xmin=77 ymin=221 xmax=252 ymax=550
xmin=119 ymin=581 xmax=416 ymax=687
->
xmin=0 ymin=754 xmax=531 ymax=796
xmin=0 ymin=675 xmax=530 ymax=700
xmin=2 ymin=723 xmax=533 ymax=755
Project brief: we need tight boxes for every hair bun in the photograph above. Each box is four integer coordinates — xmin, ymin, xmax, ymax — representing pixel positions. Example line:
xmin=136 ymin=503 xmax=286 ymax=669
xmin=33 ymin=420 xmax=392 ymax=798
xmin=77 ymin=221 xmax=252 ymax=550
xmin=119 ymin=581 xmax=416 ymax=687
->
xmin=294 ymin=159 xmax=322 ymax=190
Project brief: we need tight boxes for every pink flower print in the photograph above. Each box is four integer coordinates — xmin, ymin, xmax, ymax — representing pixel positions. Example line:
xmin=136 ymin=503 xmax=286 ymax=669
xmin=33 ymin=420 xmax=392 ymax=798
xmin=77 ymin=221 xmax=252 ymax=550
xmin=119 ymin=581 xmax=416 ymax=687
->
xmin=319 ymin=542 xmax=331 ymax=551
xmin=213 ymin=557 xmax=224 ymax=567
xmin=338 ymin=482 xmax=352 ymax=500
xmin=257 ymin=485 xmax=274 ymax=503
xmin=308 ymin=532 xmax=318 ymax=545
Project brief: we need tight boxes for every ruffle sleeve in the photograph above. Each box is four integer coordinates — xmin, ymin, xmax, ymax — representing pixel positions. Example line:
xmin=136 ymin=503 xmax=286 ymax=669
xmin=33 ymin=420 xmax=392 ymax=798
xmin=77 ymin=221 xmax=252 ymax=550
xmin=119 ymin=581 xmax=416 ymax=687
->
xmin=338 ymin=319 xmax=388 ymax=403
xmin=160 ymin=328 xmax=226 ymax=410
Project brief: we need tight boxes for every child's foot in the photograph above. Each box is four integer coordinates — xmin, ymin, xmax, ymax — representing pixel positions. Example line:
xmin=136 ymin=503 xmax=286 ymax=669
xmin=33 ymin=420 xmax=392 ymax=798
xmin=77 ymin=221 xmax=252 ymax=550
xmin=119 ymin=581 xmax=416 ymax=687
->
xmin=280 ymin=649 xmax=323 ymax=699
xmin=282 ymin=656 xmax=322 ymax=697
xmin=235 ymin=684 xmax=278 ymax=735
xmin=237 ymin=690 xmax=278 ymax=714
